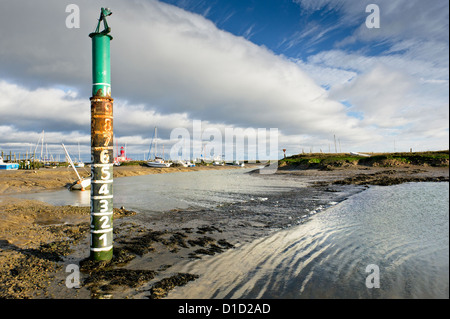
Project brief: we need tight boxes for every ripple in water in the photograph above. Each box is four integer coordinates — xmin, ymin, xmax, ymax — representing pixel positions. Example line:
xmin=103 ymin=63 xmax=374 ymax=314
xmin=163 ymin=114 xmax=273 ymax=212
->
xmin=169 ymin=182 xmax=449 ymax=299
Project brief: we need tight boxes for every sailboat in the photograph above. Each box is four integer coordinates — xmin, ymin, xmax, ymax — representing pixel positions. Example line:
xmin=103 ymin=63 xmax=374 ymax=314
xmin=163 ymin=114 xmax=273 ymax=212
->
xmin=349 ymin=151 xmax=371 ymax=157
xmin=74 ymin=142 xmax=85 ymax=168
xmin=177 ymin=159 xmax=195 ymax=167
xmin=62 ymin=143 xmax=91 ymax=191
xmin=145 ymin=127 xmax=172 ymax=168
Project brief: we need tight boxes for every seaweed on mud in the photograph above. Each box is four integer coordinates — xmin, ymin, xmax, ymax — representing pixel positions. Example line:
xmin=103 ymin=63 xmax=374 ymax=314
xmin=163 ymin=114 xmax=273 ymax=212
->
xmin=217 ymin=239 xmax=234 ymax=249
xmin=196 ymin=225 xmax=223 ymax=234
xmin=187 ymin=236 xmax=216 ymax=247
xmin=169 ymin=232 xmax=189 ymax=248
xmin=29 ymin=241 xmax=72 ymax=262
xmin=79 ymin=248 xmax=136 ymax=274
xmin=147 ymin=273 xmax=199 ymax=299
xmin=193 ymin=244 xmax=224 ymax=256
xmin=84 ymin=268 xmax=157 ymax=288
xmin=85 ymin=269 xmax=157 ymax=299
xmin=119 ymin=230 xmax=167 ymax=256
xmin=186 ymin=236 xmax=234 ymax=259
xmin=79 ymin=248 xmax=155 ymax=298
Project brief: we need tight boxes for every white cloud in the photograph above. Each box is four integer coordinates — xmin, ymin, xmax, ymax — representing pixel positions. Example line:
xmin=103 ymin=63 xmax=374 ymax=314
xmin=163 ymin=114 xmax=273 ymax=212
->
xmin=0 ymin=80 xmax=89 ymax=131
xmin=0 ymin=0 xmax=448 ymax=156
xmin=329 ymin=64 xmax=415 ymax=127
xmin=0 ymin=1 xmax=374 ymax=145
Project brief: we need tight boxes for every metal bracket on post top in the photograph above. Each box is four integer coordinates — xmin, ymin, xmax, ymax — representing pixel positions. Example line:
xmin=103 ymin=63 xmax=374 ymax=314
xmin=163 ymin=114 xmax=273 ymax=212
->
xmin=90 ymin=7 xmax=112 ymax=37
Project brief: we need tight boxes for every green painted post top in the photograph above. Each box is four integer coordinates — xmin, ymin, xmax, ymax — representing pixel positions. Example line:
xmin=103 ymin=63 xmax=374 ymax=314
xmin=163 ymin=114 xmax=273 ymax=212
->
xmin=89 ymin=8 xmax=113 ymax=98
xmin=90 ymin=34 xmax=112 ymax=97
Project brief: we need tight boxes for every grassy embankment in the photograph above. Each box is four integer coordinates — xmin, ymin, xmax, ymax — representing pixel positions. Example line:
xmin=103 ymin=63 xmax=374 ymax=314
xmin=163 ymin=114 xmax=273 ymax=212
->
xmin=279 ymin=150 xmax=449 ymax=170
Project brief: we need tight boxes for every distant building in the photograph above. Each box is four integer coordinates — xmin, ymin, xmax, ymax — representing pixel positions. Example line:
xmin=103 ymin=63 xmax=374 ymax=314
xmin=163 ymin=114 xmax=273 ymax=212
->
xmin=114 ymin=146 xmax=132 ymax=165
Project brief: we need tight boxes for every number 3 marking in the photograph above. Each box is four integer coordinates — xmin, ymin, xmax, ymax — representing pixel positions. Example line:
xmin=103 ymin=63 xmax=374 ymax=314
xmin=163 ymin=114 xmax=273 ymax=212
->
xmin=99 ymin=199 xmax=108 ymax=212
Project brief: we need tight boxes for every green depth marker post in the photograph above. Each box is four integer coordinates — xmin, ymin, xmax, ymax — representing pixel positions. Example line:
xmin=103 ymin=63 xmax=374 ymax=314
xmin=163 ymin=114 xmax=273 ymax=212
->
xmin=89 ymin=8 xmax=114 ymax=261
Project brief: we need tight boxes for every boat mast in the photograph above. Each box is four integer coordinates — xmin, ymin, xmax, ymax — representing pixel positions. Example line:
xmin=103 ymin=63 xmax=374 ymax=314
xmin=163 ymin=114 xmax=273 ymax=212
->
xmin=33 ymin=130 xmax=43 ymax=160
xmin=41 ymin=130 xmax=45 ymax=162
xmin=154 ymin=127 xmax=158 ymax=159
xmin=61 ymin=143 xmax=82 ymax=181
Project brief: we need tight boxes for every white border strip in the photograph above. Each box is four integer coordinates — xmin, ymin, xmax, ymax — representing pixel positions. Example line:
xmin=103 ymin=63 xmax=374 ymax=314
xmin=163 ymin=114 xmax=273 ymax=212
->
xmin=91 ymin=211 xmax=114 ymax=216
xmin=90 ymin=246 xmax=113 ymax=252
xmin=93 ymin=83 xmax=111 ymax=86
xmin=91 ymin=179 xmax=113 ymax=184
xmin=91 ymin=228 xmax=113 ymax=234
xmin=92 ymin=163 xmax=113 ymax=168
xmin=92 ymin=195 xmax=113 ymax=200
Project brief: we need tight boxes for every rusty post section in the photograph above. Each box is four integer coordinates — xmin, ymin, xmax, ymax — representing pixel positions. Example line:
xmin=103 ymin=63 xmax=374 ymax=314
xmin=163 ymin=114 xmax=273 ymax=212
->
xmin=89 ymin=8 xmax=114 ymax=261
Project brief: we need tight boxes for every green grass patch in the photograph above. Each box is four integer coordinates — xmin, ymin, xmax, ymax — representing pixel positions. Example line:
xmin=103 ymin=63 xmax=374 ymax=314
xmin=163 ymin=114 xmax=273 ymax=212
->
xmin=118 ymin=160 xmax=147 ymax=166
xmin=280 ymin=151 xmax=449 ymax=168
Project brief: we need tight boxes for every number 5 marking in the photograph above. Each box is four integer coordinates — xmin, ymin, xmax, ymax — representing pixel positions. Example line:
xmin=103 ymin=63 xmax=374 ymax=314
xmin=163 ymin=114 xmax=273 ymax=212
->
xmin=101 ymin=166 xmax=111 ymax=180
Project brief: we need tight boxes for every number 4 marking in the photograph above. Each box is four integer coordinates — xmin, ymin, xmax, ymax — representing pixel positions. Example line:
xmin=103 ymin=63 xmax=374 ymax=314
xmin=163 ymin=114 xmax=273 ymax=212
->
xmin=99 ymin=183 xmax=109 ymax=195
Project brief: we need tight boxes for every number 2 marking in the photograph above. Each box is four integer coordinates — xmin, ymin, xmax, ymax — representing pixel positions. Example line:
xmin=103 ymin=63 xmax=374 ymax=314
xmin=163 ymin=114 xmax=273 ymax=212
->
xmin=99 ymin=216 xmax=110 ymax=229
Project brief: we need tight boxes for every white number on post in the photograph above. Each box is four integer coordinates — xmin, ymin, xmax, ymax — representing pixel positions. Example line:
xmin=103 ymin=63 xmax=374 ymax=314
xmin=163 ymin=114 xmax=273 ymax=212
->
xmin=99 ymin=216 xmax=110 ymax=229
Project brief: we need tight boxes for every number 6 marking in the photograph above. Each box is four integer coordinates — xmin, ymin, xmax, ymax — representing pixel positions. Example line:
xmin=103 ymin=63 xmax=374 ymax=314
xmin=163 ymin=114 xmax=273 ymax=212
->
xmin=100 ymin=150 xmax=109 ymax=163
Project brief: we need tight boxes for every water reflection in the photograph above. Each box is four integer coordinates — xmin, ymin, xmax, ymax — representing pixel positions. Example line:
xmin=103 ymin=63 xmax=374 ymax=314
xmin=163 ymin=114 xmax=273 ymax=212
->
xmin=169 ymin=182 xmax=449 ymax=299
xmin=8 ymin=168 xmax=308 ymax=213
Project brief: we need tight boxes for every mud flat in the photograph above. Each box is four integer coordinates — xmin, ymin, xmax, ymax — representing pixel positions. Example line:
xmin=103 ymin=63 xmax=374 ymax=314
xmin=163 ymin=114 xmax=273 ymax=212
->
xmin=275 ymin=166 xmax=449 ymax=186
xmin=0 ymin=163 xmax=448 ymax=299
xmin=0 ymin=183 xmax=356 ymax=299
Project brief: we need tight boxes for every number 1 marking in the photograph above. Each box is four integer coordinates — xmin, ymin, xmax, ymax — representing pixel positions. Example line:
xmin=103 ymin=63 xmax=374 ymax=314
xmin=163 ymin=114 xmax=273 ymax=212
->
xmin=99 ymin=233 xmax=108 ymax=246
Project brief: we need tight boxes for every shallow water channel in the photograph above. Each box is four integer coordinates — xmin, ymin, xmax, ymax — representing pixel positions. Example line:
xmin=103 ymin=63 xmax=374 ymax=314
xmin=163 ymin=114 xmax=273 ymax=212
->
xmin=10 ymin=168 xmax=308 ymax=212
xmin=168 ymin=182 xmax=449 ymax=299
xmin=9 ymin=169 xmax=449 ymax=299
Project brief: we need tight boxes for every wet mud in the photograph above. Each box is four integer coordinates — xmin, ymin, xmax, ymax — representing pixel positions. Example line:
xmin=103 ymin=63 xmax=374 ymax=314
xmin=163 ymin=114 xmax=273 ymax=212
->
xmin=1 ymin=165 xmax=448 ymax=299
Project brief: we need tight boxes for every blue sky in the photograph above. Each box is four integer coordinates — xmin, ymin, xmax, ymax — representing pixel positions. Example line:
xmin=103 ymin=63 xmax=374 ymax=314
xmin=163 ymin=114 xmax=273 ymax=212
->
xmin=161 ymin=0 xmax=348 ymax=58
xmin=160 ymin=0 xmax=393 ymax=58
xmin=0 ymin=0 xmax=448 ymax=160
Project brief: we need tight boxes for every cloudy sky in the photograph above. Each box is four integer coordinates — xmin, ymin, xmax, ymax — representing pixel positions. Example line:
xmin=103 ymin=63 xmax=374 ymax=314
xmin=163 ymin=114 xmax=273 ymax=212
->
xmin=0 ymin=0 xmax=448 ymax=161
